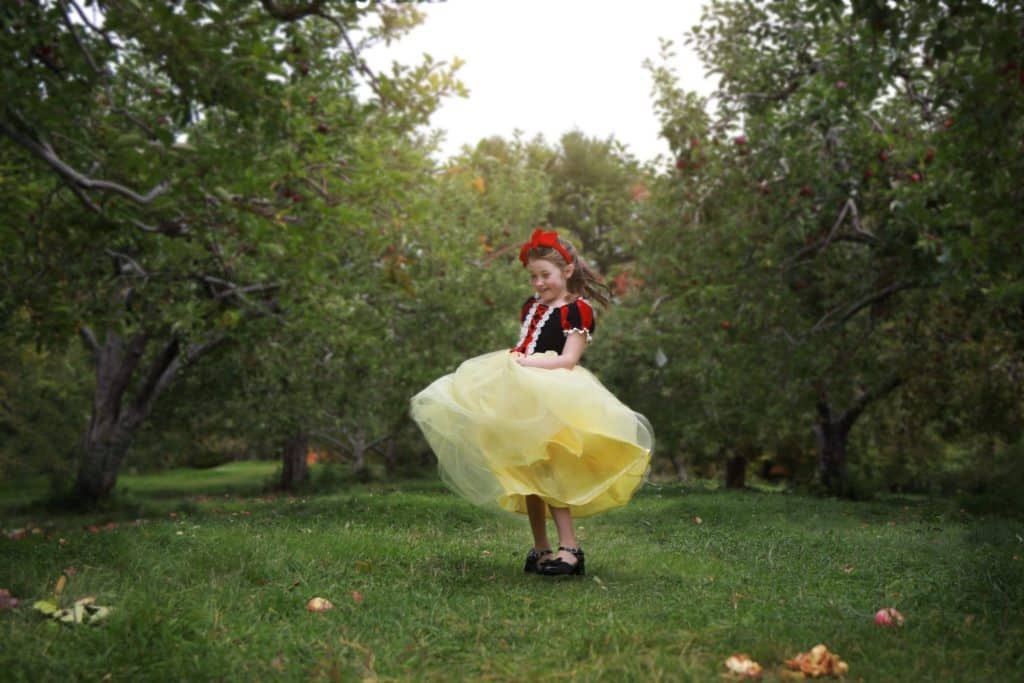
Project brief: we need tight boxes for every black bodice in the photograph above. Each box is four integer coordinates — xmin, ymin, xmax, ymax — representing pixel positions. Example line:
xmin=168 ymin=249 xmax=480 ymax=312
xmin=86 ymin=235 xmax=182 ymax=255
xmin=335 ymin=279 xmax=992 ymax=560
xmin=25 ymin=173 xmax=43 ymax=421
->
xmin=511 ymin=296 xmax=596 ymax=355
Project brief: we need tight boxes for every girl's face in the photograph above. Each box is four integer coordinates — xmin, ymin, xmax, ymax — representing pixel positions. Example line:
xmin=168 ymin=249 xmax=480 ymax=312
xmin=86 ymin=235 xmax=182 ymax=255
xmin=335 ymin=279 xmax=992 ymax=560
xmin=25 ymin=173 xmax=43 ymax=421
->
xmin=527 ymin=258 xmax=574 ymax=305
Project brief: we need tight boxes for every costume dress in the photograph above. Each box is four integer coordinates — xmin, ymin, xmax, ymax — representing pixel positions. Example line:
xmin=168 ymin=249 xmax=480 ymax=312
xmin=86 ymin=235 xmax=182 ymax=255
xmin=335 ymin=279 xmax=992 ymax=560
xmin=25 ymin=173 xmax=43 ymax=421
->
xmin=410 ymin=296 xmax=653 ymax=518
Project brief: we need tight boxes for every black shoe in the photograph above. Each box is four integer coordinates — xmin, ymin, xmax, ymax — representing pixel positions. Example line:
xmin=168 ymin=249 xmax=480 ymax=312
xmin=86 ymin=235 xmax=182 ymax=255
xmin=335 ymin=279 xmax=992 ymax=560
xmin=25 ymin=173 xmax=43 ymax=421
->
xmin=538 ymin=546 xmax=585 ymax=576
xmin=523 ymin=547 xmax=554 ymax=573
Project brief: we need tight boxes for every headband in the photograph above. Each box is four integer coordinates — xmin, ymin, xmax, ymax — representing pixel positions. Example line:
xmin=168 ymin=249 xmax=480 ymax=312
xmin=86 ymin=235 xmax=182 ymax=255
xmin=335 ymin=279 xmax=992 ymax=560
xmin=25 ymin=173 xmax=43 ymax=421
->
xmin=518 ymin=228 xmax=573 ymax=267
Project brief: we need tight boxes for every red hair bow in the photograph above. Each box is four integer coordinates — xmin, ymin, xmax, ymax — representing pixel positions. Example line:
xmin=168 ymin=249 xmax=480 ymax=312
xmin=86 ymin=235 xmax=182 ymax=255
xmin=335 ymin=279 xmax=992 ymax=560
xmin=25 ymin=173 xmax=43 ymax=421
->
xmin=518 ymin=228 xmax=572 ymax=267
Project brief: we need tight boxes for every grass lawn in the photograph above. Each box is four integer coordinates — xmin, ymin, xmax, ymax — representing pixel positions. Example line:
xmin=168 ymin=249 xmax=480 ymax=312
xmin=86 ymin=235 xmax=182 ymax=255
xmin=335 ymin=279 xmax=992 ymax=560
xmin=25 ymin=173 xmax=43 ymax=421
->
xmin=1 ymin=463 xmax=1022 ymax=681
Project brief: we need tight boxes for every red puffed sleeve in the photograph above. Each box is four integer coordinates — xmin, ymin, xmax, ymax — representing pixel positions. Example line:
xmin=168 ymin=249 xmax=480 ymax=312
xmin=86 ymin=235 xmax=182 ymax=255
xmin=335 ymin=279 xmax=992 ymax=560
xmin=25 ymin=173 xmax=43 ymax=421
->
xmin=559 ymin=298 xmax=596 ymax=343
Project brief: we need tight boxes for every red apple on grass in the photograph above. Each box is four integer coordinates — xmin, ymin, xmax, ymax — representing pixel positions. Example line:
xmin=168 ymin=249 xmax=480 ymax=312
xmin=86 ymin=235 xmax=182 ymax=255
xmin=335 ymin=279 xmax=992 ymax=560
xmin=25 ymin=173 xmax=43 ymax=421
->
xmin=874 ymin=607 xmax=906 ymax=627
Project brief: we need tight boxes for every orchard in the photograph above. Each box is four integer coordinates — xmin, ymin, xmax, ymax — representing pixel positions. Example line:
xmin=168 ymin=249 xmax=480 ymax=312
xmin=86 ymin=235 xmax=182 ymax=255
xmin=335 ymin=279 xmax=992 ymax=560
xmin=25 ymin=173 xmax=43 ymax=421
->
xmin=2 ymin=0 xmax=1021 ymax=506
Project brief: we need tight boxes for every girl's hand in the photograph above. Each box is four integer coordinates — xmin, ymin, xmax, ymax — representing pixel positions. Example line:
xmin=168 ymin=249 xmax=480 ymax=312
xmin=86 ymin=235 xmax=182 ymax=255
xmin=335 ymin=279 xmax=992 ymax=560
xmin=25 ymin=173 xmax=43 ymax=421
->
xmin=511 ymin=351 xmax=530 ymax=366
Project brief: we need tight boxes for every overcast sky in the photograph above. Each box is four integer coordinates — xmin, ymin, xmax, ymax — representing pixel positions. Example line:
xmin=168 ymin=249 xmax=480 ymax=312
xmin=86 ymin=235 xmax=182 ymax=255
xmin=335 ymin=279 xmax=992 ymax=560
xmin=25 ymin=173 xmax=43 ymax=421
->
xmin=362 ymin=0 xmax=716 ymax=163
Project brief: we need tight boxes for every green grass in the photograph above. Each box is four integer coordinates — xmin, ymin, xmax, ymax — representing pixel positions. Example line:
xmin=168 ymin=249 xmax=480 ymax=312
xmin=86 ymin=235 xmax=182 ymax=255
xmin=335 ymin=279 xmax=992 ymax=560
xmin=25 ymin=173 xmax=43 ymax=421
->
xmin=1 ymin=466 xmax=1023 ymax=681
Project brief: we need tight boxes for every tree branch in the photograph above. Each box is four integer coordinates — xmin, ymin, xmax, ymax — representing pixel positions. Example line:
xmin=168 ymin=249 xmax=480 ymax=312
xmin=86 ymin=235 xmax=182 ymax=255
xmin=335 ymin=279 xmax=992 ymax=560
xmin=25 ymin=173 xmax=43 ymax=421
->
xmin=122 ymin=332 xmax=226 ymax=433
xmin=259 ymin=0 xmax=389 ymax=102
xmin=742 ymin=61 xmax=821 ymax=103
xmin=0 ymin=112 xmax=171 ymax=206
xmin=840 ymin=375 xmax=903 ymax=432
xmin=128 ymin=338 xmax=180 ymax=422
xmin=259 ymin=0 xmax=325 ymax=21
xmin=79 ymin=325 xmax=100 ymax=364
xmin=811 ymin=280 xmax=918 ymax=333
xmin=105 ymin=249 xmax=148 ymax=278
xmin=780 ymin=198 xmax=877 ymax=271
xmin=67 ymin=0 xmax=117 ymax=51
xmin=200 ymin=275 xmax=281 ymax=306
xmin=894 ymin=67 xmax=933 ymax=122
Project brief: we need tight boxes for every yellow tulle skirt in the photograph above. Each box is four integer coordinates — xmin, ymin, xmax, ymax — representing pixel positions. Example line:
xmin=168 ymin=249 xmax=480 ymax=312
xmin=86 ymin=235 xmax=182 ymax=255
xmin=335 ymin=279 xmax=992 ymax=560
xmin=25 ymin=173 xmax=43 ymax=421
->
xmin=410 ymin=350 xmax=654 ymax=518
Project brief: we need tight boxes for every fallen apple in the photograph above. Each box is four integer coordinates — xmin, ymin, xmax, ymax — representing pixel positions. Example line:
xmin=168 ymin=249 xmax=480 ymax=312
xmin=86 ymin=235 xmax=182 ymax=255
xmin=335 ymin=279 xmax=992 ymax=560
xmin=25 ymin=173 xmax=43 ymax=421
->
xmin=306 ymin=597 xmax=333 ymax=612
xmin=874 ymin=607 xmax=905 ymax=627
xmin=724 ymin=653 xmax=763 ymax=679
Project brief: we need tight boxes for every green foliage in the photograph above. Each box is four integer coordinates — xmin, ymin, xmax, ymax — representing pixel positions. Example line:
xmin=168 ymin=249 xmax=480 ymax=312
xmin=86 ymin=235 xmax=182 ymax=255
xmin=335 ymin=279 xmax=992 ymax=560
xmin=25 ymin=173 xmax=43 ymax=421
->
xmin=634 ymin=0 xmax=1024 ymax=490
xmin=0 ymin=339 xmax=89 ymax=481
xmin=0 ymin=1 xmax=464 ymax=489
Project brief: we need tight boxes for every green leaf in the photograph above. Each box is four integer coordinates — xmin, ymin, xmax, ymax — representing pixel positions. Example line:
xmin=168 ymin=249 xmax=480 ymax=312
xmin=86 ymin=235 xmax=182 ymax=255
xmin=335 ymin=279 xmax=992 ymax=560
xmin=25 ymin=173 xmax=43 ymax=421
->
xmin=32 ymin=600 xmax=57 ymax=616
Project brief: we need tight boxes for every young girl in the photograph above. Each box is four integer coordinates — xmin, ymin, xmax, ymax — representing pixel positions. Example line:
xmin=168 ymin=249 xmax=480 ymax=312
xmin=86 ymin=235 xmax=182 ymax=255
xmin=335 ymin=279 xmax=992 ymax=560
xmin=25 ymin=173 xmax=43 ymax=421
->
xmin=410 ymin=228 xmax=653 ymax=576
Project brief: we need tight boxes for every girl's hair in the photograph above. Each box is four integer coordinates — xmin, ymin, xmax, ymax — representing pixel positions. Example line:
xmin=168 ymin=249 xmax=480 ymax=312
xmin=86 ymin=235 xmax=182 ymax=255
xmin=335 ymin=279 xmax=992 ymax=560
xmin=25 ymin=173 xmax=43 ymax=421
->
xmin=524 ymin=235 xmax=613 ymax=308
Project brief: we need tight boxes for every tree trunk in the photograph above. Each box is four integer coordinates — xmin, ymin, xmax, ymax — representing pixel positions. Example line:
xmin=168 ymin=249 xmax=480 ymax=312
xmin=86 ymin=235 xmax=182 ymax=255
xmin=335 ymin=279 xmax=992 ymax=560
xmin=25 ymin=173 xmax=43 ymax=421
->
xmin=381 ymin=438 xmax=398 ymax=477
xmin=814 ymin=416 xmax=849 ymax=494
xmin=75 ymin=434 xmax=133 ymax=500
xmin=725 ymin=453 xmax=747 ymax=488
xmin=351 ymin=442 xmax=369 ymax=481
xmin=815 ymin=376 xmax=902 ymax=496
xmin=280 ymin=431 xmax=309 ymax=490
xmin=72 ymin=326 xmax=224 ymax=504
xmin=72 ymin=329 xmax=149 ymax=502
xmin=671 ymin=454 xmax=689 ymax=482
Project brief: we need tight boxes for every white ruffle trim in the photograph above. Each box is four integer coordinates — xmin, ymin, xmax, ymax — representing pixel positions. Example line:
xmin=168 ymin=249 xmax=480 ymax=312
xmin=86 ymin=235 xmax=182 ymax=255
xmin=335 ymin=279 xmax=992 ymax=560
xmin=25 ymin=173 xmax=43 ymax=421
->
xmin=563 ymin=327 xmax=593 ymax=343
xmin=526 ymin=305 xmax=555 ymax=355
xmin=514 ymin=301 xmax=541 ymax=349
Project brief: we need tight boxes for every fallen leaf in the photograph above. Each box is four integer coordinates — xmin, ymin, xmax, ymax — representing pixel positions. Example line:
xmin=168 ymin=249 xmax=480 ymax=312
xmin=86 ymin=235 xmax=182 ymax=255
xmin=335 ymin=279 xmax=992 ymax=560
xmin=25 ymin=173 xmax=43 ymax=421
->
xmin=84 ymin=604 xmax=111 ymax=624
xmin=724 ymin=653 xmax=763 ymax=679
xmin=306 ymin=597 xmax=333 ymax=612
xmin=32 ymin=600 xmax=58 ymax=616
xmin=55 ymin=575 xmax=67 ymax=596
xmin=351 ymin=591 xmax=364 ymax=604
xmin=58 ymin=538 xmax=68 ymax=546
xmin=34 ymin=595 xmax=111 ymax=625
xmin=87 ymin=525 xmax=100 ymax=534
xmin=963 ymin=614 xmax=975 ymax=627
xmin=841 ymin=565 xmax=854 ymax=574
xmin=270 ymin=655 xmax=285 ymax=672
xmin=694 ymin=516 xmax=703 ymax=525
xmin=354 ymin=560 xmax=373 ymax=573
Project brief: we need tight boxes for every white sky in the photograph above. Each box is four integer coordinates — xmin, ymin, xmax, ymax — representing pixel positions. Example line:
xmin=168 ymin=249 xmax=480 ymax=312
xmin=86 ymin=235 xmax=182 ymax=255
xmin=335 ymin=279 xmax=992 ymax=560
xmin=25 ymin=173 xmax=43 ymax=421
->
xmin=361 ymin=0 xmax=716 ymax=163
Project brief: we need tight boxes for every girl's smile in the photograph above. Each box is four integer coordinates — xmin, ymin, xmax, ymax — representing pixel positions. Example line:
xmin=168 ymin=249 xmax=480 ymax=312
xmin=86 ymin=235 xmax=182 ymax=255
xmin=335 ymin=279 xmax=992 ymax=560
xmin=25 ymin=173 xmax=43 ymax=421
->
xmin=528 ymin=257 xmax=574 ymax=306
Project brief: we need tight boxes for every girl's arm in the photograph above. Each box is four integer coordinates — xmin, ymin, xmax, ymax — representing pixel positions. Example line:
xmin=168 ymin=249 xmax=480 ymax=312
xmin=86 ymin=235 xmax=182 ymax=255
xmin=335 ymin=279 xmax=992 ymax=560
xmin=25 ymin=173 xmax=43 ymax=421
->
xmin=514 ymin=332 xmax=587 ymax=370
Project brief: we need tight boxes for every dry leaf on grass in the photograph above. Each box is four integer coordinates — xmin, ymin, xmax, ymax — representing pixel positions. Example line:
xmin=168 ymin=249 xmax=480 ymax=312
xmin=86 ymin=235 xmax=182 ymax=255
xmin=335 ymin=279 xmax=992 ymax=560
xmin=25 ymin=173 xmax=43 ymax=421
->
xmin=723 ymin=653 xmax=763 ymax=679
xmin=33 ymin=596 xmax=111 ymax=625
xmin=784 ymin=644 xmax=849 ymax=678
